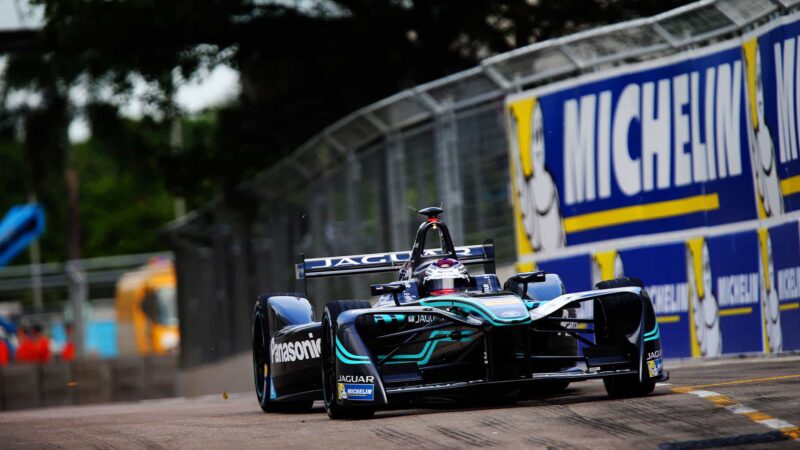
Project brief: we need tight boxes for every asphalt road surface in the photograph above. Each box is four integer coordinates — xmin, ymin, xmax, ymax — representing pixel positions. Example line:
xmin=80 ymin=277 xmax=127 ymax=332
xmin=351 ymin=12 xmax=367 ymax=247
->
xmin=3 ymin=356 xmax=800 ymax=449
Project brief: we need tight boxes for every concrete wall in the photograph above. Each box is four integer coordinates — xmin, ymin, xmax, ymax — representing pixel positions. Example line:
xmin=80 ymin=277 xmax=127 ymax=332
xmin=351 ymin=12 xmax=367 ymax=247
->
xmin=0 ymin=355 xmax=178 ymax=411
xmin=177 ymin=351 xmax=253 ymax=397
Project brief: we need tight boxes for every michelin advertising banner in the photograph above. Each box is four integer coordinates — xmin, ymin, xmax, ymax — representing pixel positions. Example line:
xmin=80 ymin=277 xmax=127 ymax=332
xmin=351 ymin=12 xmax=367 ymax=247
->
xmin=507 ymin=13 xmax=800 ymax=357
xmin=539 ymin=221 xmax=800 ymax=358
xmin=508 ymin=14 xmax=800 ymax=256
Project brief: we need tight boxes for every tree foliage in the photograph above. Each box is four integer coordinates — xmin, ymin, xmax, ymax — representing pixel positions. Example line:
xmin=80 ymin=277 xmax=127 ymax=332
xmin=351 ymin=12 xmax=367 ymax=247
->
xmin=1 ymin=0 xmax=693 ymax=262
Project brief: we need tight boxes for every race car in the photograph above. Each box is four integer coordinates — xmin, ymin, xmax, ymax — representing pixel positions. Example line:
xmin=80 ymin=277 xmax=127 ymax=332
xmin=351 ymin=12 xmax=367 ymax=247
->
xmin=252 ymin=207 xmax=666 ymax=419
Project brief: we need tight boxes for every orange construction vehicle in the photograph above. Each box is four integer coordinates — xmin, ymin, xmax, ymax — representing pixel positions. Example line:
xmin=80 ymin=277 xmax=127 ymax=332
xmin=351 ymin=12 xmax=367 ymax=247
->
xmin=115 ymin=258 xmax=179 ymax=355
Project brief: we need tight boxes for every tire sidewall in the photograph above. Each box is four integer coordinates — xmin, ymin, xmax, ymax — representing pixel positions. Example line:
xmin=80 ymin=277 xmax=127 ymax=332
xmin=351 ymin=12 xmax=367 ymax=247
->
xmin=252 ymin=303 xmax=271 ymax=408
xmin=321 ymin=308 xmax=336 ymax=412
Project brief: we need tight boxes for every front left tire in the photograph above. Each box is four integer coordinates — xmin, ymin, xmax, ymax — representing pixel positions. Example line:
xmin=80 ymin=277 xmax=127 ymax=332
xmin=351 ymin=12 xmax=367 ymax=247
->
xmin=252 ymin=299 xmax=313 ymax=412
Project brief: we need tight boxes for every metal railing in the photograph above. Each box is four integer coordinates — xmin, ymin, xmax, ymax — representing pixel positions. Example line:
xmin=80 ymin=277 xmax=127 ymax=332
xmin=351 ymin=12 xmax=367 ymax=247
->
xmin=244 ymin=0 xmax=787 ymax=202
xmin=0 ymin=252 xmax=171 ymax=293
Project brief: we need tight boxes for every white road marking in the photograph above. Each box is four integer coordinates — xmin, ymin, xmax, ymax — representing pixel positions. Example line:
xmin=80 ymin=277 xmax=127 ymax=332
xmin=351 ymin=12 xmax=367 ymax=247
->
xmin=675 ymin=387 xmax=800 ymax=441
xmin=725 ymin=404 xmax=757 ymax=414
xmin=758 ymin=419 xmax=796 ymax=430
xmin=688 ymin=390 xmax=719 ymax=398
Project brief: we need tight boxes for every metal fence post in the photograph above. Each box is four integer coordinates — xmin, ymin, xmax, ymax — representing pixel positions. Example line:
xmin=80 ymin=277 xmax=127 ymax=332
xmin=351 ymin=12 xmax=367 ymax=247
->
xmin=65 ymin=260 xmax=87 ymax=358
xmin=434 ymin=106 xmax=464 ymax=244
xmin=346 ymin=151 xmax=362 ymax=252
xmin=385 ymin=133 xmax=408 ymax=251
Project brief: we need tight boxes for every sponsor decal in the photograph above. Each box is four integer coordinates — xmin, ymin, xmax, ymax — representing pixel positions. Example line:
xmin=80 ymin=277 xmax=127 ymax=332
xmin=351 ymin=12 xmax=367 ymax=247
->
xmin=271 ymin=333 xmax=321 ymax=363
xmin=337 ymin=375 xmax=375 ymax=383
xmin=647 ymin=283 xmax=690 ymax=314
xmin=408 ymin=314 xmax=436 ymax=324
xmin=337 ymin=383 xmax=375 ymax=401
xmin=647 ymin=349 xmax=663 ymax=360
xmin=500 ymin=310 xmax=523 ymax=318
xmin=717 ymin=273 xmax=760 ymax=307
xmin=269 ymin=377 xmax=277 ymax=399
xmin=647 ymin=357 xmax=664 ymax=378
xmin=777 ymin=266 xmax=800 ymax=301
xmin=374 ymin=314 xmax=436 ymax=324
xmin=482 ymin=298 xmax=519 ymax=306
xmin=309 ymin=246 xmax=480 ymax=269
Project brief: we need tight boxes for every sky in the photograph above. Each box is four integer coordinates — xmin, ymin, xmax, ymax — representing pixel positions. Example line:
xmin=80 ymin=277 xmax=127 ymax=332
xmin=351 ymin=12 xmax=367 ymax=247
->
xmin=0 ymin=0 xmax=42 ymax=32
xmin=0 ymin=57 xmax=241 ymax=143
xmin=0 ymin=0 xmax=241 ymax=142
xmin=68 ymin=64 xmax=241 ymax=142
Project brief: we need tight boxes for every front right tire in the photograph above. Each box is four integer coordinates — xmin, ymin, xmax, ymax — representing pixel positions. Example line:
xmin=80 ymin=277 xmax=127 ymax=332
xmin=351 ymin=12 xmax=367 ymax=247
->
xmin=596 ymin=277 xmax=657 ymax=398
xmin=603 ymin=375 xmax=655 ymax=398
xmin=321 ymin=300 xmax=375 ymax=419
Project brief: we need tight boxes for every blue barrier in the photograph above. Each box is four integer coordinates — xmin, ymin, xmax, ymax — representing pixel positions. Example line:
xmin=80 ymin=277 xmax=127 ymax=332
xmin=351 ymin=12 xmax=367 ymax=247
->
xmin=0 ymin=203 xmax=45 ymax=267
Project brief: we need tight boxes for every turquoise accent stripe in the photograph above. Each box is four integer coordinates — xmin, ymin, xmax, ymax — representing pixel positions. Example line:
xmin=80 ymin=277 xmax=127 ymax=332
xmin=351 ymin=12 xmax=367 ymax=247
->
xmin=336 ymin=349 xmax=372 ymax=364
xmin=378 ymin=330 xmax=477 ymax=365
xmin=374 ymin=314 xmax=406 ymax=323
xmin=420 ymin=296 xmax=532 ymax=326
xmin=643 ymin=323 xmax=660 ymax=342
xmin=336 ymin=338 xmax=368 ymax=359
xmin=336 ymin=338 xmax=371 ymax=364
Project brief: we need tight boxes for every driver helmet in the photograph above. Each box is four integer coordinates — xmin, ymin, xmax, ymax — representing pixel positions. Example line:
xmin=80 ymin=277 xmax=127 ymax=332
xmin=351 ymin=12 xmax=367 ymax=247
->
xmin=422 ymin=258 xmax=470 ymax=296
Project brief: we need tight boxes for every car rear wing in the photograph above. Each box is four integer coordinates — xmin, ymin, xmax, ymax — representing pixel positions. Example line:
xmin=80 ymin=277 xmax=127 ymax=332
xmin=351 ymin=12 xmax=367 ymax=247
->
xmin=296 ymin=239 xmax=495 ymax=280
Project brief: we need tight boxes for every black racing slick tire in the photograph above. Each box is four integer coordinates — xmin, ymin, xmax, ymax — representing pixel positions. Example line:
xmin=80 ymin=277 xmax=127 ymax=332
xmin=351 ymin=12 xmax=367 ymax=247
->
xmin=596 ymin=277 xmax=656 ymax=398
xmin=595 ymin=276 xmax=644 ymax=290
xmin=321 ymin=300 xmax=375 ymax=420
xmin=252 ymin=299 xmax=313 ymax=413
xmin=603 ymin=375 xmax=656 ymax=398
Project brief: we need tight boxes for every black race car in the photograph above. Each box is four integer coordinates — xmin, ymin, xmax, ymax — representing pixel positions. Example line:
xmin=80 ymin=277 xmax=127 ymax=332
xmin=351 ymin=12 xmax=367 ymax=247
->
xmin=252 ymin=207 xmax=666 ymax=419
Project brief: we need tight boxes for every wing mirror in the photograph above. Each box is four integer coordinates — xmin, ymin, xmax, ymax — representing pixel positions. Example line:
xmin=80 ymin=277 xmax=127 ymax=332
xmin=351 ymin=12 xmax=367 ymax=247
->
xmin=371 ymin=282 xmax=406 ymax=306
xmin=504 ymin=271 xmax=546 ymax=299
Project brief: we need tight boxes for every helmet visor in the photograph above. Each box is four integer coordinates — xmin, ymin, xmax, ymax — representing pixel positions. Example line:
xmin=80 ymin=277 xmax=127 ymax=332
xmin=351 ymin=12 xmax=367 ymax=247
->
xmin=426 ymin=277 xmax=469 ymax=295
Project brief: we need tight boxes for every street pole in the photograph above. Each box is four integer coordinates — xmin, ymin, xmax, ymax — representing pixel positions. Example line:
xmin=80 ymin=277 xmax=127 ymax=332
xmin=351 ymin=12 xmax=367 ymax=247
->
xmin=171 ymin=116 xmax=186 ymax=219
xmin=66 ymin=260 xmax=86 ymax=357
xmin=28 ymin=194 xmax=43 ymax=312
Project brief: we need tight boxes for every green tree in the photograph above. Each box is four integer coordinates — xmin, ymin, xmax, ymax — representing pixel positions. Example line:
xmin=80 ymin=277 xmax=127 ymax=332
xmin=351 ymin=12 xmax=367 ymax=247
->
xmin=1 ymin=0 xmax=693 ymax=263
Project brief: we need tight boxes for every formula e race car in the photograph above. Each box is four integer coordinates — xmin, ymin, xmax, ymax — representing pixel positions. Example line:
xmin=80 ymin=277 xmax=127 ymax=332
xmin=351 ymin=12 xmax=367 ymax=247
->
xmin=252 ymin=207 xmax=666 ymax=419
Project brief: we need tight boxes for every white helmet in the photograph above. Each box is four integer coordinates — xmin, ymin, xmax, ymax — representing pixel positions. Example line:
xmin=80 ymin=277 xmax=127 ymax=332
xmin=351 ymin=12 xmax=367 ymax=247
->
xmin=422 ymin=258 xmax=470 ymax=296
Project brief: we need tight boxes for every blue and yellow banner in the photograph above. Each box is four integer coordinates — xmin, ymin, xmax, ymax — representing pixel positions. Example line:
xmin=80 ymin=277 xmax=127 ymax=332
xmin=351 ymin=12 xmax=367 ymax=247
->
xmin=507 ymin=14 xmax=800 ymax=257
xmin=508 ymin=43 xmax=755 ymax=251
xmin=508 ymin=13 xmax=800 ymax=357
xmin=531 ymin=222 xmax=799 ymax=357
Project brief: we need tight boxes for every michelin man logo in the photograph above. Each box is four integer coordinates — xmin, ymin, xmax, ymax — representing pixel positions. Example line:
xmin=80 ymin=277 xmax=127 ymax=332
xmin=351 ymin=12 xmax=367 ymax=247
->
xmin=510 ymin=100 xmax=565 ymax=253
xmin=687 ymin=239 xmax=722 ymax=357
xmin=743 ymin=40 xmax=784 ymax=218
xmin=588 ymin=249 xmax=624 ymax=321
xmin=758 ymin=230 xmax=782 ymax=353
xmin=592 ymin=250 xmax=625 ymax=287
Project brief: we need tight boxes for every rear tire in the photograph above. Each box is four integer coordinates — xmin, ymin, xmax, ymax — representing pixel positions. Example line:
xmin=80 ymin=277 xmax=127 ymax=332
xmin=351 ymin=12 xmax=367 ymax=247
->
xmin=595 ymin=276 xmax=644 ymax=290
xmin=321 ymin=300 xmax=375 ymax=419
xmin=252 ymin=299 xmax=313 ymax=412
